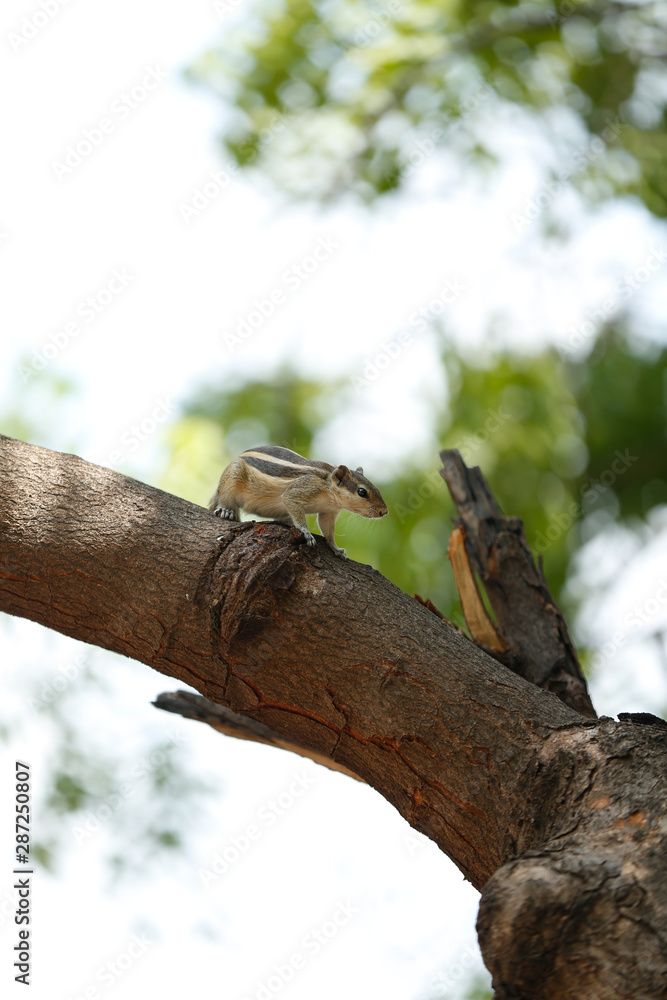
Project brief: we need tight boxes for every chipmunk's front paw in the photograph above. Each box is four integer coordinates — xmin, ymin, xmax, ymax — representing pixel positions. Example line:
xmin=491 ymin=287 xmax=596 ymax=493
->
xmin=214 ymin=507 xmax=238 ymax=521
xmin=300 ymin=529 xmax=317 ymax=547
xmin=330 ymin=545 xmax=347 ymax=559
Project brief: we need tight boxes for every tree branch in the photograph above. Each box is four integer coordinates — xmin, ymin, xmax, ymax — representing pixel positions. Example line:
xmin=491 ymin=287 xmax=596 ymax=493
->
xmin=2 ymin=434 xmax=666 ymax=998
xmin=0 ymin=433 xmax=582 ymax=888
xmin=153 ymin=690 xmax=363 ymax=780
xmin=439 ymin=449 xmax=596 ymax=718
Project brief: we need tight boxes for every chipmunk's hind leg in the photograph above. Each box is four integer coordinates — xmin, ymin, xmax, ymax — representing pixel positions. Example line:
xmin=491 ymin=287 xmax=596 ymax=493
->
xmin=208 ymin=459 xmax=244 ymax=521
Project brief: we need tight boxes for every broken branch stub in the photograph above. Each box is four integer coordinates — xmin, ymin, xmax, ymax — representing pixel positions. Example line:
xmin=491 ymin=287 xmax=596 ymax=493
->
xmin=439 ymin=449 xmax=596 ymax=719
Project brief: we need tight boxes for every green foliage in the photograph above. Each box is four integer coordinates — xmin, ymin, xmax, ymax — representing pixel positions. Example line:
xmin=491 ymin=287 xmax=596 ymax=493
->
xmin=189 ymin=0 xmax=667 ymax=212
xmin=158 ymin=414 xmax=226 ymax=506
xmin=188 ymin=367 xmax=348 ymax=452
xmin=439 ymin=331 xmax=667 ymax=612
xmin=31 ymin=841 xmax=57 ymax=872
xmin=463 ymin=976 xmax=494 ymax=1000
xmin=472 ymin=991 xmax=493 ymax=1000
xmin=48 ymin=769 xmax=91 ymax=813
xmin=571 ymin=329 xmax=667 ymax=520
xmin=438 ymin=346 xmax=584 ymax=604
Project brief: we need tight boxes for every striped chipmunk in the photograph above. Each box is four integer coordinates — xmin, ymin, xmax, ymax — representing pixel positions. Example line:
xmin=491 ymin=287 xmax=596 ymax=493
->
xmin=209 ymin=445 xmax=388 ymax=559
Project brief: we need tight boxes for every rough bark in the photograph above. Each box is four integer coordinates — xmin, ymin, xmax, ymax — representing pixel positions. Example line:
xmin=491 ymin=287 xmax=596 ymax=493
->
xmin=439 ymin=450 xmax=596 ymax=718
xmin=0 ymin=434 xmax=665 ymax=999
xmin=153 ymin=689 xmax=362 ymax=779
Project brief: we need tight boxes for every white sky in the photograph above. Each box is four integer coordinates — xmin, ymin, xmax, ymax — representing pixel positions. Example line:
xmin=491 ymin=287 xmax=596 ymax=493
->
xmin=1 ymin=1 xmax=667 ymax=999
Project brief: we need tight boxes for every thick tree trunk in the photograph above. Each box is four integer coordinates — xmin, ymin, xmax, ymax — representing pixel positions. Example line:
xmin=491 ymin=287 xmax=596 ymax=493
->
xmin=0 ymin=434 xmax=665 ymax=999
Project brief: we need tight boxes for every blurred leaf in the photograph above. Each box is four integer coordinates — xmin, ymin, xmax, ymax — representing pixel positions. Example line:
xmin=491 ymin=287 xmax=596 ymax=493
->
xmin=190 ymin=0 xmax=667 ymax=213
xmin=572 ymin=329 xmax=667 ymax=521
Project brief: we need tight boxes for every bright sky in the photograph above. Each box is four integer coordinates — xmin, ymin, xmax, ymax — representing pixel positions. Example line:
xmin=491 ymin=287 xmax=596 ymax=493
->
xmin=1 ymin=2 xmax=667 ymax=999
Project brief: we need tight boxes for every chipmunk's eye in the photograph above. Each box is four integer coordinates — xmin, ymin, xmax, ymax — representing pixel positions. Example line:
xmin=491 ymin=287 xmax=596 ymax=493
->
xmin=357 ymin=487 xmax=368 ymax=498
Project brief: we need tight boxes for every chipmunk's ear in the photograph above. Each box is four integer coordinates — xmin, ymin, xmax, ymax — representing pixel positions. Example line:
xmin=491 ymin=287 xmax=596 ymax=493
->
xmin=355 ymin=466 xmax=364 ymax=475
xmin=333 ymin=465 xmax=349 ymax=484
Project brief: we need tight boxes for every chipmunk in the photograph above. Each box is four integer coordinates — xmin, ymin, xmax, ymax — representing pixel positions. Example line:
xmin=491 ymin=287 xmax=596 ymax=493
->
xmin=209 ymin=445 xmax=388 ymax=558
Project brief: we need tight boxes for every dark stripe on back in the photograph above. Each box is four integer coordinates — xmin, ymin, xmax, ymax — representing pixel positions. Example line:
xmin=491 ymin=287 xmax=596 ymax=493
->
xmin=243 ymin=455 xmax=304 ymax=478
xmin=244 ymin=445 xmax=331 ymax=471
